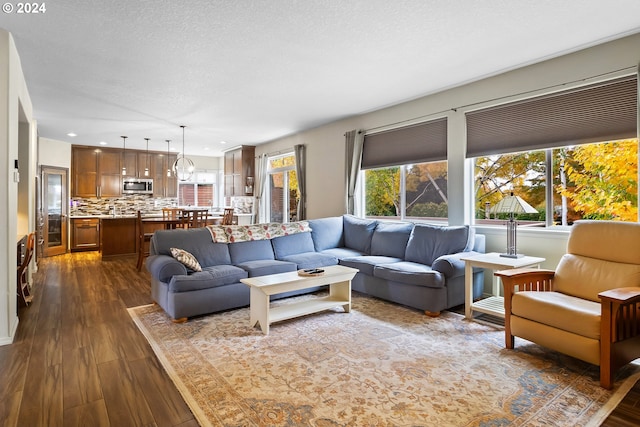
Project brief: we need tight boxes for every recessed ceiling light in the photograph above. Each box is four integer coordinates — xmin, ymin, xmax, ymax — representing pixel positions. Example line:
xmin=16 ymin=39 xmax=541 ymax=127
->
xmin=67 ymin=132 xmax=77 ymax=137
xmin=99 ymin=141 xmax=107 ymax=145
xmin=204 ymin=147 xmax=209 ymax=151
xmin=220 ymin=141 xmax=227 ymax=144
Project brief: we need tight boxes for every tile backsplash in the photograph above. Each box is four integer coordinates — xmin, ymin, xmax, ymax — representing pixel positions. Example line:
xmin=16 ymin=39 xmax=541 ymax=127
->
xmin=70 ymin=195 xmax=254 ymax=216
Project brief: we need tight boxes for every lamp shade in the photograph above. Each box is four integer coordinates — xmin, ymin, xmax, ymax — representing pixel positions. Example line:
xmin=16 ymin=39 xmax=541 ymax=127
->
xmin=490 ymin=192 xmax=538 ymax=215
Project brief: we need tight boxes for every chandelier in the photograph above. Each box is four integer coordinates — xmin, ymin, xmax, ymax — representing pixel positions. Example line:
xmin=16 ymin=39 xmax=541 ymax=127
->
xmin=171 ymin=125 xmax=195 ymax=181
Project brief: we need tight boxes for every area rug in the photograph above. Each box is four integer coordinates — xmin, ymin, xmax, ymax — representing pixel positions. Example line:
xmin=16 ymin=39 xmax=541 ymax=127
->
xmin=129 ymin=293 xmax=640 ymax=427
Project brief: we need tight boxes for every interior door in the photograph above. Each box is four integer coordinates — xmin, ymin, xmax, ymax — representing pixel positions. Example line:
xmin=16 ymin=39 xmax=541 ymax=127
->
xmin=42 ymin=166 xmax=68 ymax=257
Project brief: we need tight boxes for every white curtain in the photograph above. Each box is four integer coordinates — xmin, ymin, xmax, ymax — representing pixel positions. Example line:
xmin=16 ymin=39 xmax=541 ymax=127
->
xmin=254 ymin=153 xmax=269 ymax=223
xmin=345 ymin=130 xmax=364 ymax=215
xmin=294 ymin=144 xmax=306 ymax=220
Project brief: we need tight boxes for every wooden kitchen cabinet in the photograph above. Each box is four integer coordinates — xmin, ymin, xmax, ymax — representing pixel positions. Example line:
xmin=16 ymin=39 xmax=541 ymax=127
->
xmin=71 ymin=218 xmax=100 ymax=251
xmin=72 ymin=146 xmax=122 ymax=198
xmin=72 ymin=146 xmax=177 ymax=198
xmin=224 ymin=145 xmax=255 ymax=196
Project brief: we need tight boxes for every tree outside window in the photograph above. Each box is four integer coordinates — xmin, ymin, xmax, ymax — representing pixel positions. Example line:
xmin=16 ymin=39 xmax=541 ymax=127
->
xmin=475 ymin=138 xmax=638 ymax=225
xmin=364 ymin=160 xmax=448 ymax=220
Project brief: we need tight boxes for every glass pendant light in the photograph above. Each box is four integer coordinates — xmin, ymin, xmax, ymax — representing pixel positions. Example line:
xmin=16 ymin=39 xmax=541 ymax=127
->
xmin=144 ymin=138 xmax=150 ymax=176
xmin=166 ymin=140 xmax=172 ymax=177
xmin=121 ymin=136 xmax=128 ymax=176
xmin=172 ymin=125 xmax=195 ymax=181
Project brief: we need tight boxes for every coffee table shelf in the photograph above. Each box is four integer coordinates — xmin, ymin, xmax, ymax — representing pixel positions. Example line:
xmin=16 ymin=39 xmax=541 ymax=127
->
xmin=270 ymin=296 xmax=350 ymax=324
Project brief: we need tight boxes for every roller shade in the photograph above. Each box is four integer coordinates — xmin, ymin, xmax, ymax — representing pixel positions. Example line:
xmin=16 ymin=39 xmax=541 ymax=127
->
xmin=362 ymin=118 xmax=447 ymax=169
xmin=466 ymin=75 xmax=638 ymax=158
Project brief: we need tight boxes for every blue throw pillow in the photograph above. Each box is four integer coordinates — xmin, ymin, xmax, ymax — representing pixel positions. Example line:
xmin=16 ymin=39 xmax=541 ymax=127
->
xmin=370 ymin=222 xmax=414 ymax=258
xmin=309 ymin=216 xmax=344 ymax=251
xmin=271 ymin=232 xmax=315 ymax=259
xmin=404 ymin=224 xmax=472 ymax=266
xmin=343 ymin=215 xmax=377 ymax=254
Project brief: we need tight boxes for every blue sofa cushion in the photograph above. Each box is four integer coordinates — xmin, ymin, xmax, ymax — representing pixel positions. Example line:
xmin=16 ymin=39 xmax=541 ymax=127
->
xmin=309 ymin=216 xmax=344 ymax=251
xmin=343 ymin=215 xmax=377 ymax=254
xmin=370 ymin=222 xmax=414 ymax=258
xmin=152 ymin=228 xmax=232 ymax=267
xmin=235 ymin=259 xmax=297 ymax=277
xmin=271 ymin=232 xmax=315 ymax=258
xmin=228 ymin=239 xmax=275 ymax=264
xmin=404 ymin=224 xmax=473 ymax=266
xmin=320 ymin=247 xmax=367 ymax=259
xmin=340 ymin=256 xmax=402 ymax=276
xmin=278 ymin=252 xmax=338 ymax=270
xmin=169 ymin=264 xmax=248 ymax=293
xmin=374 ymin=261 xmax=445 ymax=288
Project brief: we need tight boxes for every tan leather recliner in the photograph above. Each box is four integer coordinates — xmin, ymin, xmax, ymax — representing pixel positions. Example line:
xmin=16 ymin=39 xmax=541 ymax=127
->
xmin=495 ymin=220 xmax=640 ymax=389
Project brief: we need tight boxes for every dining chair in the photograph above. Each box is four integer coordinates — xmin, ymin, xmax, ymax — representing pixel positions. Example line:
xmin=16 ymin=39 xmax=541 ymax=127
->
xmin=184 ymin=209 xmax=209 ymax=228
xmin=17 ymin=232 xmax=35 ymax=306
xmin=221 ymin=208 xmax=236 ymax=225
xmin=136 ymin=211 xmax=154 ymax=271
xmin=162 ymin=207 xmax=185 ymax=228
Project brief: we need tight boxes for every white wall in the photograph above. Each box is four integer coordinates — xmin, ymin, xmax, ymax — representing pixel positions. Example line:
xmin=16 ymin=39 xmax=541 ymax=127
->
xmin=256 ymin=33 xmax=640 ymax=271
xmin=1 ymin=30 xmax=35 ymax=345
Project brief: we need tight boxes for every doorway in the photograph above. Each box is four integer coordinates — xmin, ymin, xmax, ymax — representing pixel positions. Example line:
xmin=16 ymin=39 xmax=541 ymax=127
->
xmin=42 ymin=166 xmax=68 ymax=257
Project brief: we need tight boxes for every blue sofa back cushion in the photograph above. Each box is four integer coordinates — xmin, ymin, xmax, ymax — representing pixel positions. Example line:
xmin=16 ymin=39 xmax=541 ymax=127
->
xmin=343 ymin=215 xmax=377 ymax=254
xmin=404 ymin=224 xmax=473 ymax=266
xmin=370 ymin=222 xmax=414 ymax=258
xmin=308 ymin=216 xmax=344 ymax=251
xmin=229 ymin=239 xmax=275 ymax=264
xmin=152 ymin=228 xmax=231 ymax=267
xmin=271 ymin=232 xmax=315 ymax=259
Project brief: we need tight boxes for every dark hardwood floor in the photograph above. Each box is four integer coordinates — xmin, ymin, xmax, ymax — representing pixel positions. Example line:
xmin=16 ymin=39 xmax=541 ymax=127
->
xmin=1 ymin=251 xmax=638 ymax=426
xmin=0 ymin=251 xmax=197 ymax=427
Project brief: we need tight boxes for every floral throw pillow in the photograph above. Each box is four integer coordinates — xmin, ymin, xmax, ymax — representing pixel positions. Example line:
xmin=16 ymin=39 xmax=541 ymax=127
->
xmin=170 ymin=247 xmax=202 ymax=272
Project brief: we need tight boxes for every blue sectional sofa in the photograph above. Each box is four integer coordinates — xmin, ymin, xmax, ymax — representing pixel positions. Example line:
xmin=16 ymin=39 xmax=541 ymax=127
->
xmin=146 ymin=215 xmax=485 ymax=321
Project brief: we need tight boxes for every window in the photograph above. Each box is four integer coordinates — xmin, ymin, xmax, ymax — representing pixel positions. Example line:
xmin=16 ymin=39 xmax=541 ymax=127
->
xmin=474 ymin=139 xmax=638 ymax=226
xmin=178 ymin=170 xmax=217 ymax=207
xmin=362 ymin=117 xmax=449 ymax=221
xmin=365 ymin=161 xmax=448 ymax=220
xmin=468 ymin=75 xmax=638 ymax=226
xmin=267 ymin=154 xmax=299 ymax=223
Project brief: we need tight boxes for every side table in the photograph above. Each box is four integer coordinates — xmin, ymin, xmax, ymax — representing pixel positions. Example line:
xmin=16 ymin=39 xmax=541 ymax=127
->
xmin=461 ymin=252 xmax=545 ymax=320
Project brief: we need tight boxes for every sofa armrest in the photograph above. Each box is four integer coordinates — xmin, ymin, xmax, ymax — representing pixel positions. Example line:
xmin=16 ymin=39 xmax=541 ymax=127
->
xmin=432 ymin=251 xmax=481 ymax=278
xmin=146 ymin=254 xmax=188 ymax=283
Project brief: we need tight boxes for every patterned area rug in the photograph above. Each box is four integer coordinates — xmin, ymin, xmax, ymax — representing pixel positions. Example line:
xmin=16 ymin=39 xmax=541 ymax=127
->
xmin=129 ymin=293 xmax=639 ymax=427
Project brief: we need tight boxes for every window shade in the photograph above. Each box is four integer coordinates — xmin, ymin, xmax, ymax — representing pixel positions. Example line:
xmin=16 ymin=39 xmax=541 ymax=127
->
xmin=362 ymin=118 xmax=447 ymax=169
xmin=466 ymin=75 xmax=638 ymax=158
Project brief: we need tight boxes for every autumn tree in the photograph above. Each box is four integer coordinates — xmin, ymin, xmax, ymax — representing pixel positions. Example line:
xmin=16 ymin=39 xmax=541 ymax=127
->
xmin=557 ymin=139 xmax=638 ymax=221
xmin=474 ymin=152 xmax=545 ymax=219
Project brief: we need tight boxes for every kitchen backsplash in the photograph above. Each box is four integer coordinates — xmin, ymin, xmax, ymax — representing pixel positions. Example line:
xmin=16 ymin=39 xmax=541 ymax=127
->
xmin=70 ymin=195 xmax=254 ymax=216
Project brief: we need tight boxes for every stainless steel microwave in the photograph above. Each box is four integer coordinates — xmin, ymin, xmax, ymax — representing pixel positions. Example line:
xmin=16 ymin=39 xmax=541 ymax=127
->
xmin=123 ymin=178 xmax=153 ymax=194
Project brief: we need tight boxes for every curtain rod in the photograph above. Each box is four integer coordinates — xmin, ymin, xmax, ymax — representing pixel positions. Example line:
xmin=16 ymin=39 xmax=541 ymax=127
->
xmin=365 ymin=65 xmax=637 ymax=134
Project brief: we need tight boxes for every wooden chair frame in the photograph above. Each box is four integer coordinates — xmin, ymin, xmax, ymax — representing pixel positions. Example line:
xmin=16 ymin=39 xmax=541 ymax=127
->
xmin=221 ymin=208 xmax=235 ymax=225
xmin=496 ymin=268 xmax=640 ymax=389
xmin=136 ymin=211 xmax=154 ymax=271
xmin=17 ymin=232 xmax=35 ymax=306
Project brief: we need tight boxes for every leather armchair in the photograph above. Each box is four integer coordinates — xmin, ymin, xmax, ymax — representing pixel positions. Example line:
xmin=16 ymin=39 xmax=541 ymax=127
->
xmin=495 ymin=220 xmax=640 ymax=389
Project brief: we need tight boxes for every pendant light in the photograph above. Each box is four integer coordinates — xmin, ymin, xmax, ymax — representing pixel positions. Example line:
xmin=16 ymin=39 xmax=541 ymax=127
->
xmin=166 ymin=140 xmax=172 ymax=177
xmin=144 ymin=138 xmax=150 ymax=176
xmin=121 ymin=136 xmax=128 ymax=176
xmin=172 ymin=125 xmax=195 ymax=181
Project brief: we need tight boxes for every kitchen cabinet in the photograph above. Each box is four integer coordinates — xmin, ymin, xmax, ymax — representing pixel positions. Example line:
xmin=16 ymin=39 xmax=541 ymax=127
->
xmin=72 ymin=146 xmax=122 ymax=198
xmin=224 ymin=145 xmax=255 ymax=196
xmin=101 ymin=217 xmax=136 ymax=258
xmin=72 ymin=146 xmax=177 ymax=198
xmin=71 ymin=218 xmax=100 ymax=251
xmin=151 ymin=153 xmax=177 ymax=197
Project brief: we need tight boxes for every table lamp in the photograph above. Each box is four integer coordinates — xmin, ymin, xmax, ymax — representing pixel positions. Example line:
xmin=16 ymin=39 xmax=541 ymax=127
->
xmin=490 ymin=192 xmax=538 ymax=258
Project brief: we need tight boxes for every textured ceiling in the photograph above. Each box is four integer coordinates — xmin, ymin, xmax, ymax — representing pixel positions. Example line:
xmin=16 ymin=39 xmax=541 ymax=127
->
xmin=1 ymin=0 xmax=640 ymax=157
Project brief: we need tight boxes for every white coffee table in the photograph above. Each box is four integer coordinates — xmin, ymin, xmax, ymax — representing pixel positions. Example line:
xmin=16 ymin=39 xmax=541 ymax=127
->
xmin=240 ymin=265 xmax=359 ymax=334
